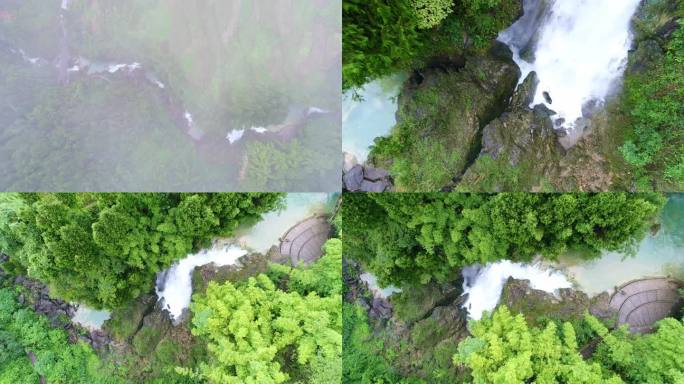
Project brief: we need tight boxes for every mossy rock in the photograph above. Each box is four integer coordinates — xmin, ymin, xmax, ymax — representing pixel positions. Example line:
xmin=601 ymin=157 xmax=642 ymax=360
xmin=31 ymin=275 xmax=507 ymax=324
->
xmin=154 ymin=339 xmax=182 ymax=365
xmin=104 ymin=294 xmax=156 ymax=341
xmin=391 ymin=281 xmax=462 ymax=324
xmin=191 ymin=252 xmax=269 ymax=294
xmin=132 ymin=326 xmax=163 ymax=356
xmin=369 ymin=49 xmax=520 ymax=191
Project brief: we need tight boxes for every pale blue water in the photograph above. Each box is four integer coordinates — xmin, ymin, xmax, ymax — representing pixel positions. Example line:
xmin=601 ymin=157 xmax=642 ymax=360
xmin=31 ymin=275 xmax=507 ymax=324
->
xmin=71 ymin=306 xmax=111 ymax=330
xmin=236 ymin=193 xmax=334 ymax=253
xmin=342 ymin=75 xmax=405 ymax=162
xmin=558 ymin=194 xmax=684 ymax=295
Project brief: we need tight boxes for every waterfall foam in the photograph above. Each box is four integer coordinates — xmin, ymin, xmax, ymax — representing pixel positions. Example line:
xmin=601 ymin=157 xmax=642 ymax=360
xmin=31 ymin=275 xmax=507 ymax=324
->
xmin=155 ymin=244 xmax=247 ymax=321
xmin=462 ymin=260 xmax=572 ymax=320
xmin=501 ymin=0 xmax=641 ymax=130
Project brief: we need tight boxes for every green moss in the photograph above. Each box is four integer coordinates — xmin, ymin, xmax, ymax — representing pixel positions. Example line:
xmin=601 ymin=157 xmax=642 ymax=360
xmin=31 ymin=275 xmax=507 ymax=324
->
xmin=132 ymin=326 xmax=163 ymax=356
xmin=154 ymin=339 xmax=181 ymax=365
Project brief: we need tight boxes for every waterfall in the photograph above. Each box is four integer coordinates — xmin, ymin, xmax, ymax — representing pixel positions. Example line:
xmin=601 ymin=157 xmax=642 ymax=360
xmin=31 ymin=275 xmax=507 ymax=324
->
xmin=501 ymin=0 xmax=642 ymax=130
xmin=155 ymin=245 xmax=247 ymax=321
xmin=461 ymin=260 xmax=572 ymax=320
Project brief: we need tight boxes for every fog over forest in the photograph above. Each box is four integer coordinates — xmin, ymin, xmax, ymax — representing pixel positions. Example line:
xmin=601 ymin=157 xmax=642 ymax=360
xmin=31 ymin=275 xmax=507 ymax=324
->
xmin=0 ymin=0 xmax=341 ymax=191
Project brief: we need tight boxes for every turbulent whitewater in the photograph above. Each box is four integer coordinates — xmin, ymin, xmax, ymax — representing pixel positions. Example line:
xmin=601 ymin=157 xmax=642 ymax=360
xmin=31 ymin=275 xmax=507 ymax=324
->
xmin=155 ymin=244 xmax=247 ymax=321
xmin=500 ymin=0 xmax=642 ymax=130
xmin=461 ymin=260 xmax=572 ymax=320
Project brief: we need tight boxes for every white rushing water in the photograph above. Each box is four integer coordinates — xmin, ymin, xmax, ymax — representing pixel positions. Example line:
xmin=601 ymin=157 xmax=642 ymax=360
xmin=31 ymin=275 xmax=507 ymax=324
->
xmin=359 ymin=272 xmax=402 ymax=299
xmin=462 ymin=260 xmax=572 ymax=320
xmin=156 ymin=244 xmax=248 ymax=321
xmin=501 ymin=0 xmax=641 ymax=130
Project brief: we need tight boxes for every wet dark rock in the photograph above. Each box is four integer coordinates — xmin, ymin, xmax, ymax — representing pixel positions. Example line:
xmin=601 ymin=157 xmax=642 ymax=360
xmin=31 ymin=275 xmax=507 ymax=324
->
xmin=359 ymin=180 xmax=387 ymax=193
xmin=363 ymin=166 xmax=389 ymax=182
xmin=510 ymin=71 xmax=539 ymax=110
xmin=342 ymin=164 xmax=363 ymax=191
xmin=343 ymin=164 xmax=393 ymax=192
xmin=489 ymin=40 xmax=515 ymax=61
xmin=533 ymin=103 xmax=557 ymax=118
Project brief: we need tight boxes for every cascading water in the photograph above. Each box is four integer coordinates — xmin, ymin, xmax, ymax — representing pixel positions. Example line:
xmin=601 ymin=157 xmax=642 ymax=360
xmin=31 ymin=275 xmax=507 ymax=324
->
xmin=155 ymin=244 xmax=247 ymax=321
xmin=461 ymin=260 xmax=572 ymax=320
xmin=501 ymin=0 xmax=642 ymax=130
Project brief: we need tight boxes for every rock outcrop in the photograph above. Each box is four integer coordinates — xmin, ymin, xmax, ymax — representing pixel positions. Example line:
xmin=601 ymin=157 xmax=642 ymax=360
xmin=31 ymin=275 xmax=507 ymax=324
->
xmin=343 ymin=163 xmax=393 ymax=192
xmin=344 ymin=258 xmax=470 ymax=381
xmin=500 ymin=278 xmax=618 ymax=327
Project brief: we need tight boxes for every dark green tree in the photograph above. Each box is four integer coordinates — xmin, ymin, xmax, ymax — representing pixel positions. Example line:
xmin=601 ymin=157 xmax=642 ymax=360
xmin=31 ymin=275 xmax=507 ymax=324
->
xmin=342 ymin=0 xmax=522 ymax=90
xmin=343 ymin=193 xmax=665 ymax=286
xmin=0 ymin=193 xmax=284 ymax=308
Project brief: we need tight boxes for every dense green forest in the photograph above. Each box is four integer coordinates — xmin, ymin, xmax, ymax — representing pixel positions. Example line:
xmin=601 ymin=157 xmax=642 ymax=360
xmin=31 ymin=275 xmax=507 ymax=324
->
xmin=342 ymin=0 xmax=520 ymax=91
xmin=345 ymin=0 xmax=684 ymax=192
xmin=343 ymin=193 xmax=665 ymax=286
xmin=0 ymin=193 xmax=284 ymax=308
xmin=342 ymin=193 xmax=684 ymax=383
xmin=0 ymin=0 xmax=340 ymax=191
xmin=0 ymin=193 xmax=342 ymax=383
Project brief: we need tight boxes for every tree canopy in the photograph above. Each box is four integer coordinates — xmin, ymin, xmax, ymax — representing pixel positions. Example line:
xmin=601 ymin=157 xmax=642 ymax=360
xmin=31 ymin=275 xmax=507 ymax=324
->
xmin=0 ymin=288 xmax=125 ymax=384
xmin=343 ymin=193 xmax=665 ymax=286
xmin=189 ymin=240 xmax=342 ymax=384
xmin=0 ymin=193 xmax=284 ymax=309
xmin=456 ymin=306 xmax=684 ymax=384
xmin=342 ymin=0 xmax=521 ymax=90
xmin=455 ymin=306 xmax=623 ymax=384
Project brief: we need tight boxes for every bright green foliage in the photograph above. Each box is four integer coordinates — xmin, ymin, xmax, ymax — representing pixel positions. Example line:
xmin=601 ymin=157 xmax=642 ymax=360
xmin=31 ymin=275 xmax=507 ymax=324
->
xmin=343 ymin=193 xmax=664 ymax=286
xmin=455 ymin=306 xmax=623 ymax=384
xmin=0 ymin=193 xmax=284 ymax=308
xmin=343 ymin=0 xmax=421 ymax=91
xmin=270 ymin=238 xmax=343 ymax=297
xmin=387 ymin=138 xmax=462 ymax=191
xmin=588 ymin=315 xmax=684 ymax=384
xmin=0 ymin=288 xmax=125 ymax=384
xmin=189 ymin=274 xmax=341 ymax=384
xmin=342 ymin=0 xmax=520 ymax=90
xmin=410 ymin=0 xmax=454 ymax=29
xmin=619 ymin=18 xmax=684 ymax=189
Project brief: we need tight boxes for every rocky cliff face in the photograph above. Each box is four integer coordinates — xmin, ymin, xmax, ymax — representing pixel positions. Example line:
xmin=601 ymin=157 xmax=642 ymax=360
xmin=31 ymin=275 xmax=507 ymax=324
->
xmin=367 ymin=42 xmax=520 ymax=190
xmin=344 ymin=258 xmax=470 ymax=381
xmin=370 ymin=0 xmax=682 ymax=192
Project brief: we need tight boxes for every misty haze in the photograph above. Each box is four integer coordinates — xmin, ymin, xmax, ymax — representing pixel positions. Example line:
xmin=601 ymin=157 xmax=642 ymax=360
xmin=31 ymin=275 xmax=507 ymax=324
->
xmin=0 ymin=0 xmax=341 ymax=191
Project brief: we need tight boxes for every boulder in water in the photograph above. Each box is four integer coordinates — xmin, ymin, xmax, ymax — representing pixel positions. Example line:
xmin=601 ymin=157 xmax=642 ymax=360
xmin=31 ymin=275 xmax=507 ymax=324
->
xmin=510 ymin=71 xmax=539 ymax=110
